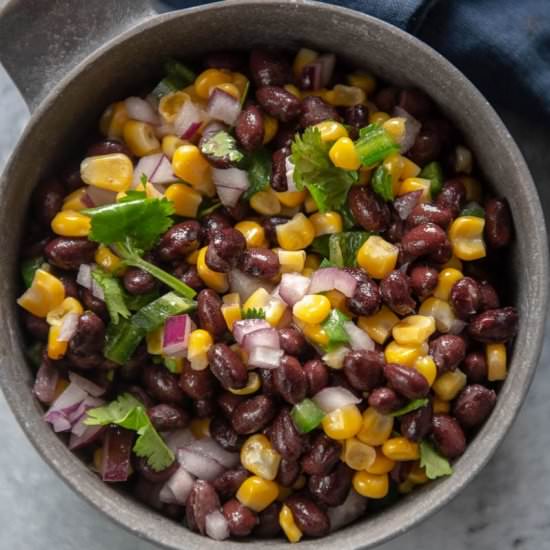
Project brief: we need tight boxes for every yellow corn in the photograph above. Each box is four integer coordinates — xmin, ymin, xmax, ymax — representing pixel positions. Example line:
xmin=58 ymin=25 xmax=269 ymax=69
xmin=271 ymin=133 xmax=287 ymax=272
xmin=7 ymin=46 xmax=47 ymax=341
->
xmin=369 ymin=111 xmax=390 ymax=125
xmin=263 ymin=114 xmax=279 ymax=144
xmin=462 ymin=176 xmax=482 ymax=202
xmin=243 ymin=287 xmax=271 ymax=311
xmin=293 ymin=47 xmax=318 ymax=78
xmin=159 ymin=91 xmax=190 ymax=123
xmin=304 ymin=253 xmax=321 ymax=270
xmin=172 ymin=144 xmax=212 ymax=191
xmin=418 ymin=297 xmax=458 ymax=333
xmin=382 ymin=437 xmax=420 ymax=461
xmin=325 ymin=85 xmax=366 ymax=107
xmin=80 ymin=153 xmax=133 ymax=192
xmin=366 ymin=447 xmax=395 ymax=474
xmin=165 ymin=183 xmax=202 ymax=218
xmin=181 ymin=83 xmax=204 ymax=105
xmin=347 ymin=72 xmax=377 ymax=94
xmin=304 ymin=193 xmax=319 ymax=214
xmin=398 ymin=177 xmax=432 ymax=202
xmin=184 ymin=249 xmax=199 ymax=265
xmin=357 ymin=236 xmax=399 ymax=279
xmin=401 ymin=156 xmax=421 ymax=179
xmin=293 ymin=294 xmax=331 ymax=324
xmin=309 ymin=211 xmax=343 ymax=236
xmin=384 ymin=340 xmax=428 ymax=368
xmin=47 ymin=325 xmax=68 ymax=360
xmin=62 ymin=188 xmax=88 ymax=211
xmin=408 ymin=463 xmax=429 ymax=485
xmin=301 ymin=267 xmax=315 ymax=278
xmin=51 ymin=210 xmax=91 ymax=238
xmin=146 ymin=326 xmax=164 ymax=355
xmin=221 ymin=303 xmax=242 ymax=330
xmin=413 ymin=355 xmax=438 ymax=386
xmin=322 ymin=405 xmax=363 ymax=440
xmin=441 ymin=255 xmax=463 ymax=272
xmin=46 ymin=297 xmax=83 ymax=326
xmin=358 ymin=306 xmax=400 ymax=345
xmin=325 ymin=289 xmax=353 ymax=317
xmin=392 ymin=315 xmax=436 ymax=346
xmin=264 ymin=297 xmax=288 ymax=327
xmin=276 ymin=249 xmax=306 ymax=273
xmin=283 ymin=83 xmax=301 ymax=99
xmin=448 ymin=216 xmax=486 ymax=261
xmin=190 ymin=417 xmax=211 ymax=439
xmin=329 ymin=137 xmax=361 ymax=170
xmin=194 ymin=68 xmax=233 ymax=99
xmin=162 ymin=135 xmax=187 ymax=160
xmin=17 ymin=269 xmax=65 ymax=318
xmin=433 ymin=268 xmax=464 ymax=301
xmin=95 ymin=245 xmax=123 ymax=274
xmin=279 ymin=504 xmax=303 ymax=543
xmin=250 ymin=189 xmax=281 ymax=216
xmin=301 ymin=322 xmax=329 ymax=348
xmin=99 ymin=101 xmax=129 ymax=138
xmin=357 ymin=407 xmax=394 ymax=446
xmin=197 ymin=246 xmax=229 ymax=293
xmin=382 ymin=153 xmax=406 ymax=195
xmin=275 ymin=191 xmax=306 ymax=208
xmin=382 ymin=117 xmax=407 ymax=143
xmin=235 ymin=220 xmax=268 ymax=248
xmin=353 ymin=471 xmax=389 ymax=499
xmin=342 ymin=438 xmax=376 ymax=471
xmin=223 ymin=293 xmax=241 ymax=306
xmin=187 ymin=329 xmax=213 ymax=370
xmin=123 ymin=120 xmax=161 ymax=157
xmin=232 ymin=72 xmax=249 ymax=97
xmin=229 ymin=372 xmax=261 ymax=395
xmin=240 ymin=434 xmax=281 ymax=481
xmin=433 ymin=396 xmax=450 ymax=414
xmin=432 ymin=369 xmax=467 ymax=401
xmin=486 ymin=343 xmax=507 ymax=381
xmin=214 ymin=82 xmax=241 ymax=100
xmin=276 ymin=213 xmax=315 ymax=251
xmin=315 ymin=120 xmax=349 ymax=142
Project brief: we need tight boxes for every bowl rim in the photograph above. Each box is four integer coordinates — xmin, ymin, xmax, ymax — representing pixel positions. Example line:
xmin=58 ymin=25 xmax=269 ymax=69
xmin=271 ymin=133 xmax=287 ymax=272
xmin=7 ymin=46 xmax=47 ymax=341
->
xmin=0 ymin=1 xmax=548 ymax=549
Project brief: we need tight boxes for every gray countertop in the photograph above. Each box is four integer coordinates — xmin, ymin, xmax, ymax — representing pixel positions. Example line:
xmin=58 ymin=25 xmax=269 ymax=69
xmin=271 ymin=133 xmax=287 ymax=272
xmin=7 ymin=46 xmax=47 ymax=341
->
xmin=1 ymin=55 xmax=549 ymax=550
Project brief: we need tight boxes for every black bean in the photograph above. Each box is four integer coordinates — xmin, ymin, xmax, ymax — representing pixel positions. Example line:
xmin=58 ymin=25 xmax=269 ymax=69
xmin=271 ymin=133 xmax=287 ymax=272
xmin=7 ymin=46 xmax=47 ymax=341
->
xmin=211 ymin=227 xmax=247 ymax=265
xmin=208 ymin=343 xmax=248 ymax=390
xmin=241 ymin=248 xmax=280 ymax=278
xmin=367 ymin=387 xmax=406 ymax=414
xmin=201 ymin=211 xmax=232 ymax=242
xmin=262 ymin=216 xmax=290 ymax=246
xmin=398 ymin=88 xmax=433 ymax=119
xmin=462 ymin=351 xmax=488 ymax=383
xmin=249 ymin=49 xmax=290 ymax=87
xmin=451 ymin=277 xmax=480 ymax=319
xmin=210 ymin=416 xmax=244 ymax=452
xmin=429 ymin=335 xmax=467 ymax=372
xmin=374 ymin=86 xmax=399 ymax=112
xmin=270 ymin=147 xmax=289 ymax=192
xmin=256 ymin=86 xmax=302 ymax=122
xmin=157 ymin=221 xmax=201 ymax=261
xmin=431 ymin=414 xmax=466 ymax=459
xmin=436 ymin=179 xmax=466 ymax=216
xmin=348 ymin=186 xmax=391 ymax=232
xmin=178 ymin=265 xmax=205 ymax=291
xmin=409 ymin=264 xmax=439 ymax=299
xmin=44 ymin=238 xmax=97 ymax=270
xmin=453 ymin=384 xmax=497 ymax=429
xmin=79 ymin=288 xmax=109 ymax=322
xmin=134 ymin=457 xmax=178 ymax=484
xmin=301 ymin=433 xmax=342 ymax=476
xmin=299 ymin=96 xmax=341 ymax=128
xmin=232 ymin=395 xmax=276 ymax=434
xmin=270 ymin=408 xmax=304 ymax=461
xmin=286 ymin=495 xmax=330 ymax=538
xmin=67 ymin=312 xmax=105 ymax=369
xmin=186 ymin=480 xmax=220 ymax=535
xmin=273 ymin=355 xmax=307 ymax=404
xmin=344 ymin=104 xmax=369 ymax=138
xmin=87 ymin=139 xmax=131 ymax=157
xmin=348 ymin=279 xmax=382 ymax=317
xmin=485 ymin=198 xmax=512 ymax=249
xmin=179 ymin=360 xmax=216 ymax=400
xmin=197 ymin=289 xmax=226 ymax=338
xmin=223 ymin=499 xmax=258 ymax=536
xmin=148 ymin=404 xmax=189 ymax=431
xmin=32 ymin=178 xmax=64 ymax=227
xmin=406 ymin=203 xmax=453 ymax=229
xmin=478 ymin=281 xmax=500 ymax=312
xmin=303 ymin=358 xmax=329 ymax=396
xmin=468 ymin=307 xmax=518 ymax=343
xmin=142 ymin=365 xmax=184 ymax=404
xmin=123 ymin=267 xmax=156 ymax=295
xmin=213 ymin=467 xmax=249 ymax=501
xmin=217 ymin=391 xmax=245 ymax=417
xmin=235 ymin=105 xmax=265 ymax=152
xmin=22 ymin=312 xmax=49 ymax=341
xmin=407 ymin=129 xmax=442 ymax=166
xmin=255 ymin=502 xmax=282 ymax=537
xmin=384 ymin=363 xmax=429 ymax=399
xmin=343 ymin=350 xmax=385 ymax=392
xmin=308 ymin=462 xmax=353 ymax=507
xmin=278 ymin=326 xmax=308 ymax=357
xmin=400 ymin=402 xmax=433 ymax=441
xmin=193 ymin=397 xmax=216 ymax=418
xmin=402 ymin=222 xmax=450 ymax=259
xmin=380 ymin=270 xmax=416 ymax=316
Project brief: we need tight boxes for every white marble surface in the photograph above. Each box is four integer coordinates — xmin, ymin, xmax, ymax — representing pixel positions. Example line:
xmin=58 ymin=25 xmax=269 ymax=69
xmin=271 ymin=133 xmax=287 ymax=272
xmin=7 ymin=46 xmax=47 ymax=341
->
xmin=1 ymin=46 xmax=550 ymax=550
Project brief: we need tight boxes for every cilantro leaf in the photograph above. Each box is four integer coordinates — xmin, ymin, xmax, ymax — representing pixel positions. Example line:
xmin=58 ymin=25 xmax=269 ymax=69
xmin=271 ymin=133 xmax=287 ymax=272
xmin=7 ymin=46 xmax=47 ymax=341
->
xmin=133 ymin=419 xmax=175 ymax=471
xmin=124 ymin=289 xmax=159 ymax=311
xmin=420 ymin=161 xmax=444 ymax=196
xmin=311 ymin=234 xmax=331 ymax=258
xmin=321 ymin=309 xmax=350 ymax=351
xmin=291 ymin=127 xmax=356 ymax=213
xmin=461 ymin=202 xmax=485 ymax=218
xmin=320 ymin=258 xmax=338 ymax=268
xmin=328 ymin=231 xmax=371 ymax=267
xmin=198 ymin=198 xmax=222 ymax=218
xmin=21 ymin=256 xmax=44 ymax=288
xmin=338 ymin=203 xmax=357 ymax=230
xmin=355 ymin=124 xmax=399 ymax=168
xmin=85 ymin=393 xmax=142 ymax=427
xmin=371 ymin=164 xmax=394 ymax=202
xmin=242 ymin=307 xmax=266 ymax=320
xmin=242 ymin=148 xmax=272 ymax=199
xmin=91 ymin=267 xmax=131 ymax=324
xmin=420 ymin=440 xmax=453 ymax=479
xmin=199 ymin=131 xmax=244 ymax=165
xmin=390 ymin=398 xmax=429 ymax=417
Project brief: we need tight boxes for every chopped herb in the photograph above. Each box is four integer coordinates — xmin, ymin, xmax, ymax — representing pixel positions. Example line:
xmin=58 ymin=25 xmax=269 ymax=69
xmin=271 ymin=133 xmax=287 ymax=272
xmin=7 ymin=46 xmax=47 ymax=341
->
xmin=321 ymin=309 xmax=350 ymax=351
xmin=163 ymin=357 xmax=182 ymax=374
xmin=291 ymin=399 xmax=326 ymax=433
xmin=131 ymin=291 xmax=196 ymax=333
xmin=420 ymin=161 xmax=444 ymax=196
xmin=21 ymin=256 xmax=44 ymax=288
xmin=355 ymin=124 xmax=399 ymax=168
xmin=371 ymin=164 xmax=394 ymax=202
xmin=151 ymin=59 xmax=196 ymax=100
xmin=241 ymin=307 xmax=266 ymax=320
xmin=338 ymin=203 xmax=357 ymax=230
xmin=26 ymin=342 xmax=43 ymax=368
xmin=420 ymin=440 xmax=453 ymax=479
xmin=461 ymin=202 xmax=485 ymax=218
xmin=91 ymin=267 xmax=131 ymax=324
xmin=311 ymin=234 xmax=331 ymax=258
xmin=104 ymin=318 xmax=145 ymax=365
xmin=390 ymin=398 xmax=429 ymax=417
xmin=85 ymin=393 xmax=175 ymax=472
xmin=242 ymin=148 xmax=272 ymax=199
xmin=320 ymin=258 xmax=338 ymax=268
xmin=199 ymin=131 xmax=244 ymax=165
xmin=291 ymin=127 xmax=357 ymax=213
xmin=124 ymin=289 xmax=160 ymax=312
xmin=197 ymin=198 xmax=222 ymax=219
xmin=328 ymin=231 xmax=371 ymax=267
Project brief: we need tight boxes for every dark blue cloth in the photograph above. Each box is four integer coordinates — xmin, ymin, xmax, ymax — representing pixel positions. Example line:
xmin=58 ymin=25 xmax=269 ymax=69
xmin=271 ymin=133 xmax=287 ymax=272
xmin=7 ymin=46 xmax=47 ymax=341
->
xmin=161 ymin=0 xmax=550 ymax=117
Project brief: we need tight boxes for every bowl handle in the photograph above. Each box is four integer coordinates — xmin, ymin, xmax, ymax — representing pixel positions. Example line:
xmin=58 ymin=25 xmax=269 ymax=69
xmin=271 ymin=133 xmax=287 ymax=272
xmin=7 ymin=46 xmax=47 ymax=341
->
xmin=0 ymin=0 xmax=158 ymax=112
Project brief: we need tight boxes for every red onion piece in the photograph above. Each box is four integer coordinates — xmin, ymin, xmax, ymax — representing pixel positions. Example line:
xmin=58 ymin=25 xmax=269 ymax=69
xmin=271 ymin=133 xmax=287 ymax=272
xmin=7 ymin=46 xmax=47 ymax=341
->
xmin=328 ymin=489 xmax=367 ymax=531
xmin=322 ymin=346 xmax=351 ymax=370
xmin=133 ymin=153 xmax=176 ymax=186
xmin=248 ymin=346 xmax=284 ymax=369
xmin=67 ymin=395 xmax=104 ymax=426
xmin=177 ymin=449 xmax=225 ymax=480
xmin=184 ymin=438 xmax=240 ymax=469
xmin=125 ymin=96 xmax=160 ymax=126
xmin=182 ymin=121 xmax=203 ymax=140
xmin=309 ymin=268 xmax=357 ymax=298
xmin=33 ymin=361 xmax=59 ymax=405
xmin=101 ymin=426 xmax=134 ymax=482
xmin=242 ymin=328 xmax=280 ymax=353
xmin=313 ymin=386 xmax=361 ymax=413
xmin=162 ymin=314 xmax=192 ymax=357
xmin=393 ymin=106 xmax=421 ymax=153
xmin=68 ymin=424 xmax=104 ymax=450
xmin=44 ymin=382 xmax=88 ymax=432
xmin=318 ymin=53 xmax=336 ymax=87
xmin=205 ymin=510 xmax=230 ymax=541
xmin=150 ymin=155 xmax=176 ymax=184
xmin=68 ymin=372 xmax=106 ymax=397
xmin=229 ymin=270 xmax=271 ymax=301
xmin=394 ymin=190 xmax=423 ymax=220
xmin=85 ymin=186 xmax=117 ymax=206
xmin=164 ymin=429 xmax=195 ymax=454
xmin=279 ymin=273 xmax=311 ymax=306
xmin=344 ymin=321 xmax=375 ymax=351
xmin=160 ymin=466 xmax=195 ymax=505
xmin=174 ymin=100 xmax=206 ymax=138
xmin=232 ymin=319 xmax=271 ymax=345
xmin=207 ymin=88 xmax=242 ymax=126
xmin=57 ymin=312 xmax=79 ymax=342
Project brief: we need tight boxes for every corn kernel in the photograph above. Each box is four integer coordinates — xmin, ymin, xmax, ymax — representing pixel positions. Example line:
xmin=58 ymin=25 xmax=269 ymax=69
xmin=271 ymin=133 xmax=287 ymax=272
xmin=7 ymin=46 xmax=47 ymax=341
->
xmin=229 ymin=372 xmax=261 ymax=395
xmin=235 ymin=220 xmax=267 ymax=248
xmin=462 ymin=176 xmax=482 ymax=202
xmin=322 ymin=405 xmax=363 ymax=440
xmin=194 ymin=68 xmax=233 ymax=99
xmin=329 ymin=137 xmax=361 ymax=170
xmin=418 ymin=297 xmax=457 ymax=333
xmin=413 ymin=356 xmax=438 ymax=386
xmin=265 ymin=296 xmax=288 ymax=327
xmin=197 ymin=246 xmax=229 ymax=293
xmin=433 ymin=396 xmax=450 ymax=414
xmin=81 ymin=153 xmax=133 ymax=192
xmin=309 ymin=211 xmax=343 ymax=237
xmin=382 ymin=437 xmax=420 ymax=461
xmin=223 ymin=293 xmax=241 ymax=306
xmin=51 ymin=210 xmax=91 ymax=237
xmin=165 ymin=183 xmax=202 ymax=218
xmin=382 ymin=153 xmax=406 ymax=195
xmin=366 ymin=447 xmax=395 ymax=474
xmin=357 ymin=236 xmax=398 ymax=279
xmin=408 ymin=463 xmax=429 ymax=485
xmin=358 ymin=306 xmax=400 ymax=345
xmin=441 ymin=255 xmax=463 ymax=272
xmin=250 ymin=189 xmax=281 ymax=216
xmin=369 ymin=111 xmax=390 ymax=125
xmin=62 ymin=188 xmax=88 ymax=211
xmin=347 ymin=72 xmax=376 ymax=94
xmin=146 ymin=326 xmax=164 ymax=355
xmin=325 ymin=289 xmax=353 ymax=317
xmin=276 ymin=249 xmax=306 ymax=273
xmin=357 ymin=407 xmax=394 ymax=446
xmin=240 ymin=434 xmax=281 ymax=481
xmin=214 ymin=82 xmax=241 ymax=100
xmin=46 ymin=297 xmax=83 ymax=326
xmin=301 ymin=323 xmax=329 ymax=348
xmin=304 ymin=194 xmax=318 ymax=214
xmin=263 ymin=114 xmax=279 ymax=144
xmin=392 ymin=315 xmax=436 ymax=346
xmin=293 ymin=48 xmax=318 ymax=78
xmin=384 ymin=340 xmax=428 ymax=367
xmin=283 ymin=83 xmax=301 ymax=99
xmin=275 ymin=190 xmax=306 ymax=208
xmin=342 ymin=438 xmax=376 ymax=471
xmin=382 ymin=117 xmax=407 ymax=143
xmin=353 ymin=471 xmax=389 ymax=499
xmin=301 ymin=267 xmax=315 ymax=278
xmin=172 ymin=144 xmax=212 ymax=190
xmin=398 ymin=177 xmax=432 ymax=202
xmin=325 ymin=85 xmax=365 ymax=107
xmin=315 ymin=120 xmax=349 ymax=142
xmin=276 ymin=213 xmax=315 ymax=251
xmin=187 ymin=328 xmax=213 ymax=370
xmin=159 ymin=91 xmax=190 ymax=123
xmin=400 ymin=157 xmax=421 ymax=179
xmin=433 ymin=268 xmax=464 ymax=301
xmin=448 ymin=216 xmax=486 ymax=261
xmin=99 ymin=101 xmax=129 ymax=138
xmin=47 ymin=325 xmax=68 ymax=360
xmin=17 ymin=269 xmax=65 ymax=318
xmin=279 ymin=504 xmax=303 ymax=543
xmin=243 ymin=287 xmax=270 ymax=311
xmin=95 ymin=245 xmax=123 ymax=274
xmin=162 ymin=135 xmax=187 ymax=160
xmin=181 ymin=83 xmax=204 ymax=104
xmin=486 ymin=343 xmax=507 ymax=381
xmin=123 ymin=120 xmax=161 ymax=157
xmin=304 ymin=254 xmax=321 ymax=270
xmin=432 ymin=369 xmax=467 ymax=401
xmin=293 ymin=294 xmax=331 ymax=324
xmin=221 ymin=303 xmax=242 ymax=331
xmin=190 ymin=417 xmax=211 ymax=439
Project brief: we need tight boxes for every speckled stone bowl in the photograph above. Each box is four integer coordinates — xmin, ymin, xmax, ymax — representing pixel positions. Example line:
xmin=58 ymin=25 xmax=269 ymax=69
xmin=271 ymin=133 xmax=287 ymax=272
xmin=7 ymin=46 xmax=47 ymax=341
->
xmin=0 ymin=1 xmax=547 ymax=549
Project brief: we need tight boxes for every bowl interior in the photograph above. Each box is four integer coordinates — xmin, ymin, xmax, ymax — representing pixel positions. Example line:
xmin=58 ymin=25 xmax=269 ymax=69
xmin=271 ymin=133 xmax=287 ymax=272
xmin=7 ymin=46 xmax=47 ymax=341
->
xmin=0 ymin=2 xmax=547 ymax=549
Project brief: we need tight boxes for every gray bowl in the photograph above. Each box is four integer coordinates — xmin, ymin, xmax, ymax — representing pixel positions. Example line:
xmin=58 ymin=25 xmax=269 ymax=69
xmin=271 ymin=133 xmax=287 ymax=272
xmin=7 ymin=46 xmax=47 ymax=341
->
xmin=0 ymin=1 xmax=547 ymax=549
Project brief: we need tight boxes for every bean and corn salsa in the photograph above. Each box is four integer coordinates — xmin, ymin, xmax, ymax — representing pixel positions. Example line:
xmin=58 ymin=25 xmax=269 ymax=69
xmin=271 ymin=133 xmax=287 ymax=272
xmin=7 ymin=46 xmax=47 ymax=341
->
xmin=18 ymin=47 xmax=518 ymax=542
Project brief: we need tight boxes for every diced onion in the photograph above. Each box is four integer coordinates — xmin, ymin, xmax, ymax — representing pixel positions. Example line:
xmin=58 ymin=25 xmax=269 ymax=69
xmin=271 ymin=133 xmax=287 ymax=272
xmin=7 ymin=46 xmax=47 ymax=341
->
xmin=160 ymin=466 xmax=195 ymax=505
xmin=133 ymin=153 xmax=176 ymax=186
xmin=394 ymin=190 xmax=423 ymax=220
xmin=279 ymin=273 xmax=311 ymax=306
xmin=76 ymin=264 xmax=92 ymax=289
xmin=242 ymin=328 xmax=280 ymax=353
xmin=309 ymin=268 xmax=357 ymax=298
xmin=393 ymin=106 xmax=421 ymax=153
xmin=207 ymin=88 xmax=242 ymax=126
xmin=44 ymin=382 xmax=88 ymax=432
xmin=125 ymin=96 xmax=160 ymax=126
xmin=229 ymin=269 xmax=271 ymax=302
xmin=57 ymin=312 xmax=79 ymax=342
xmin=344 ymin=321 xmax=375 ymax=351
xmin=174 ymin=100 xmax=206 ymax=139
xmin=68 ymin=372 xmax=106 ymax=397
xmin=177 ymin=449 xmax=225 ymax=480
xmin=232 ymin=319 xmax=271 ymax=345
xmin=284 ymin=157 xmax=298 ymax=192
xmin=248 ymin=346 xmax=284 ymax=369
xmin=205 ymin=510 xmax=230 ymax=541
xmin=164 ymin=429 xmax=195 ymax=454
xmin=313 ymin=386 xmax=361 ymax=413
xmin=322 ymin=346 xmax=351 ymax=370
xmin=85 ymin=186 xmax=117 ymax=206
